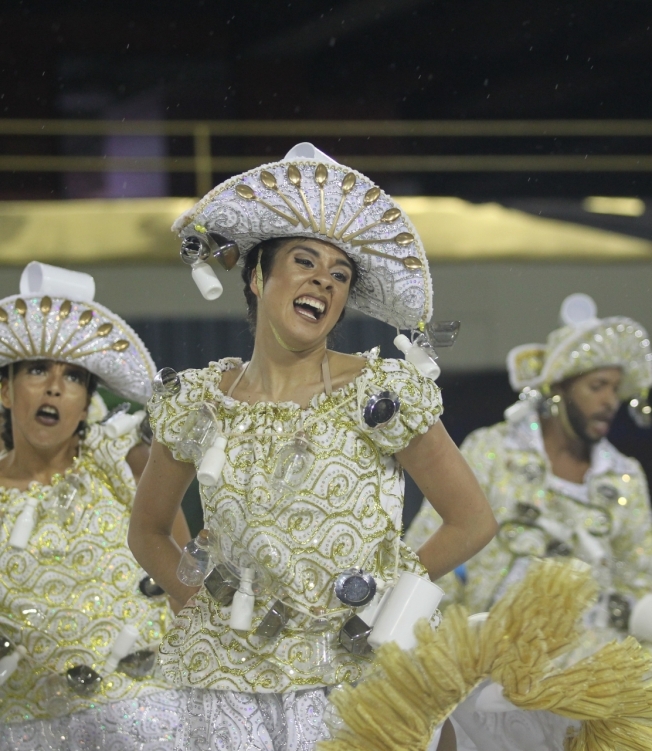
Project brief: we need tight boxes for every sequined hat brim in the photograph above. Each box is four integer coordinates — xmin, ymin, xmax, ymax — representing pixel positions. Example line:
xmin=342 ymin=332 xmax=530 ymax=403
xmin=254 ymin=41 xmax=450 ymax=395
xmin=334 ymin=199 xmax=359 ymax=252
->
xmin=507 ymin=317 xmax=652 ymax=399
xmin=173 ymin=153 xmax=433 ymax=331
xmin=0 ymin=294 xmax=156 ymax=404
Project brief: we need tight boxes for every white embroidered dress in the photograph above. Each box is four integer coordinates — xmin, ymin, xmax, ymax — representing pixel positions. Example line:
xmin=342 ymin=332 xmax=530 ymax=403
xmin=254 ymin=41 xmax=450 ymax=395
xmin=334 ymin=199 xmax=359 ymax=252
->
xmin=148 ymin=349 xmax=443 ymax=694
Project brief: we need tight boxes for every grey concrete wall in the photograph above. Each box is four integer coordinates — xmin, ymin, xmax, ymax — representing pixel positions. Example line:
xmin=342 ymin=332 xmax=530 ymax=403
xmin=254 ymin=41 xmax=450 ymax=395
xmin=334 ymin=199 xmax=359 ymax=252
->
xmin=1 ymin=261 xmax=650 ymax=371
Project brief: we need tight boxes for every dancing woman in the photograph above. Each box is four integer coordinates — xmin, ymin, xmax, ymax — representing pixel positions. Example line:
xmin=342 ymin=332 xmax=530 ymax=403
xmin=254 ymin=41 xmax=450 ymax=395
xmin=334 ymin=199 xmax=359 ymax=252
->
xmin=129 ymin=143 xmax=497 ymax=751
xmin=0 ymin=264 xmax=189 ymax=750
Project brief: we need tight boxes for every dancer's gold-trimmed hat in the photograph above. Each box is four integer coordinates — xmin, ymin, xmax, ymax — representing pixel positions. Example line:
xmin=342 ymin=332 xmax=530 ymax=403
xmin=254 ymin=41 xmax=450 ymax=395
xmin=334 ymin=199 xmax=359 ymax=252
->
xmin=507 ymin=293 xmax=652 ymax=401
xmin=506 ymin=293 xmax=652 ymax=433
xmin=0 ymin=262 xmax=156 ymax=404
xmin=173 ymin=142 xmax=433 ymax=331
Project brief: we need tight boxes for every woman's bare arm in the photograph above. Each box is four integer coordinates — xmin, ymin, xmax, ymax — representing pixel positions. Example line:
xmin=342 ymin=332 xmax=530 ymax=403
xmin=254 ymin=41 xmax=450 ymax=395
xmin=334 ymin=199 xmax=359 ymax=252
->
xmin=396 ymin=420 xmax=497 ymax=581
xmin=128 ymin=438 xmax=200 ymax=607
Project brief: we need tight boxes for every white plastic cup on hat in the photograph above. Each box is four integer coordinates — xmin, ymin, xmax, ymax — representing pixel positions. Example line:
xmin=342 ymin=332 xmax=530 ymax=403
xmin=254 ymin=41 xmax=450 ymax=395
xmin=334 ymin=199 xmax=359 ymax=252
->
xmin=367 ymin=571 xmax=444 ymax=651
xmin=20 ymin=261 xmax=95 ymax=302
xmin=560 ymin=293 xmax=598 ymax=327
xmin=191 ymin=262 xmax=223 ymax=300
xmin=283 ymin=142 xmax=338 ymax=164
xmin=629 ymin=593 xmax=652 ymax=643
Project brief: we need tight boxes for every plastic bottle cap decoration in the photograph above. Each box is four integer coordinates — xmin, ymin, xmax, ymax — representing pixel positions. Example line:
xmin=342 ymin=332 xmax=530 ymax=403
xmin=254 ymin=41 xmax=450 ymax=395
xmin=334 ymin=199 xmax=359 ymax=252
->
xmin=334 ymin=568 xmax=377 ymax=607
xmin=363 ymin=392 xmax=400 ymax=429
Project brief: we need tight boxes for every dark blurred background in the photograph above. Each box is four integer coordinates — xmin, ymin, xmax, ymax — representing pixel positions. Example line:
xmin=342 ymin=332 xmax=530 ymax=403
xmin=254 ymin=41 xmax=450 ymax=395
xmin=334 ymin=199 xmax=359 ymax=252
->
xmin=1 ymin=0 xmax=651 ymax=532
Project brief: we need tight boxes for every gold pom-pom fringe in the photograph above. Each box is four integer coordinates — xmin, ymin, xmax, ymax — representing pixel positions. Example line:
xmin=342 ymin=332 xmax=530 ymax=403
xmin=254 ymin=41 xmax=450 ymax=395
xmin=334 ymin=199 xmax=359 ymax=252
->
xmin=318 ymin=558 xmax=652 ymax=751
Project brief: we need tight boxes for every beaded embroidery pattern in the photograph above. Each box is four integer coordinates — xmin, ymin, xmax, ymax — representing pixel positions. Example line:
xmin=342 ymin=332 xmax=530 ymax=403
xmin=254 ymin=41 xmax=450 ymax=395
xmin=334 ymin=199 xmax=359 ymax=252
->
xmin=149 ymin=350 xmax=442 ymax=693
xmin=0 ymin=424 xmax=173 ymax=722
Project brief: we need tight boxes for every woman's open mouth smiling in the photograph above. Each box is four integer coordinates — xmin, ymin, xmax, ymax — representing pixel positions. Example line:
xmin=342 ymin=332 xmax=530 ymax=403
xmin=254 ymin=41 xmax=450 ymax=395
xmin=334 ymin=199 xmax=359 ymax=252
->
xmin=293 ymin=296 xmax=326 ymax=321
xmin=35 ymin=404 xmax=60 ymax=426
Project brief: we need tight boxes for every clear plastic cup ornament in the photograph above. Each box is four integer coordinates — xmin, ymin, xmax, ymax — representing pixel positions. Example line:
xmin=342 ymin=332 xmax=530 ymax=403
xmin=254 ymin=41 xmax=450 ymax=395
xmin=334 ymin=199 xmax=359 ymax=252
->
xmin=65 ymin=665 xmax=102 ymax=696
xmin=210 ymin=528 xmax=276 ymax=597
xmin=41 ymin=673 xmax=72 ymax=717
xmin=299 ymin=629 xmax=337 ymax=680
xmin=52 ymin=475 xmax=81 ymax=526
xmin=176 ymin=529 xmax=212 ymax=586
xmin=270 ymin=430 xmax=315 ymax=496
xmin=425 ymin=320 xmax=461 ymax=348
xmin=176 ymin=403 xmax=228 ymax=487
xmin=15 ymin=602 xmax=47 ymax=629
xmin=118 ymin=649 xmax=157 ymax=678
xmin=152 ymin=367 xmax=181 ymax=398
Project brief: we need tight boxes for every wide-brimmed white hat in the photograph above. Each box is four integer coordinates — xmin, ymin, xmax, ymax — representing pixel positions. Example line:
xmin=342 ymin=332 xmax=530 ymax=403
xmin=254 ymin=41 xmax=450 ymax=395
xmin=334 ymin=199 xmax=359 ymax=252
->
xmin=0 ymin=262 xmax=156 ymax=403
xmin=172 ymin=143 xmax=433 ymax=331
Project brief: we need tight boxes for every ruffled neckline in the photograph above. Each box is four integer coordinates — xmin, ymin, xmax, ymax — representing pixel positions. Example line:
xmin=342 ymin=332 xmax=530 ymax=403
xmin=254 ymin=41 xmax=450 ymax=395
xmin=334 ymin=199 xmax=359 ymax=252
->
xmin=209 ymin=347 xmax=381 ymax=416
xmin=0 ymin=443 xmax=91 ymax=501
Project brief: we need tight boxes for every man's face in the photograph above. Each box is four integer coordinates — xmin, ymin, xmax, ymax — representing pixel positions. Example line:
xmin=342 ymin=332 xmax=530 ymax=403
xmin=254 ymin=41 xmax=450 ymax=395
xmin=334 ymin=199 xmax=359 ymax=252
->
xmin=555 ymin=367 xmax=622 ymax=443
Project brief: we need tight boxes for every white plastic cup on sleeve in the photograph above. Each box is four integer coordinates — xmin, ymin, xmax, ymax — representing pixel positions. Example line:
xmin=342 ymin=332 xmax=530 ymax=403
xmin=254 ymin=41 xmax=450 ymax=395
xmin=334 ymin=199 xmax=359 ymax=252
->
xmin=367 ymin=571 xmax=443 ymax=651
xmin=104 ymin=411 xmax=146 ymax=439
xmin=629 ymin=593 xmax=652 ymax=643
xmin=197 ymin=436 xmax=228 ymax=486
xmin=191 ymin=262 xmax=223 ymax=300
xmin=20 ymin=261 xmax=96 ymax=303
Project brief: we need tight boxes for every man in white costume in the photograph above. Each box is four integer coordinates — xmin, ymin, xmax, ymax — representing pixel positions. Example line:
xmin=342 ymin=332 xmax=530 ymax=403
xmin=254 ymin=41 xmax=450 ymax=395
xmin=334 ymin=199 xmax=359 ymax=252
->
xmin=407 ymin=293 xmax=652 ymax=638
xmin=403 ymin=293 xmax=652 ymax=751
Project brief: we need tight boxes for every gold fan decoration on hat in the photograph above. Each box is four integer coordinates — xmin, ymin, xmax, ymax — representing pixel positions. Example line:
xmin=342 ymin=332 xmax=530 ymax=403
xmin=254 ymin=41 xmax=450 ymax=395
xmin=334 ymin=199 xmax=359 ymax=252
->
xmin=0 ymin=296 xmax=130 ymax=362
xmin=234 ymin=164 xmax=423 ymax=272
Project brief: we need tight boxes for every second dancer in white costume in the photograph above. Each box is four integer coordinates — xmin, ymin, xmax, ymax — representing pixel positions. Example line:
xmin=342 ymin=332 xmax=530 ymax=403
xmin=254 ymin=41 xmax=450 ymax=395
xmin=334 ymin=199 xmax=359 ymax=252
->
xmin=0 ymin=263 xmax=190 ymax=750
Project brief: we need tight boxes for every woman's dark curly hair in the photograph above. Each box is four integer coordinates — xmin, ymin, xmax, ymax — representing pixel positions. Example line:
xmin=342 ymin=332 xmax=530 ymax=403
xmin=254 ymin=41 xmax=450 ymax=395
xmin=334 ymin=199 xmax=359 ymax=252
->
xmin=241 ymin=236 xmax=360 ymax=336
xmin=0 ymin=363 xmax=98 ymax=451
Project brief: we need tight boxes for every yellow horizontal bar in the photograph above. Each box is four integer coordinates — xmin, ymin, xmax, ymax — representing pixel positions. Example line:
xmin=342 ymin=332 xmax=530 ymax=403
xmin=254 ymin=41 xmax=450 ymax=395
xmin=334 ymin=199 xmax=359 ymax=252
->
xmin=0 ymin=197 xmax=650 ymax=266
xmin=1 ymin=119 xmax=652 ymax=137
xmin=1 ymin=154 xmax=652 ymax=173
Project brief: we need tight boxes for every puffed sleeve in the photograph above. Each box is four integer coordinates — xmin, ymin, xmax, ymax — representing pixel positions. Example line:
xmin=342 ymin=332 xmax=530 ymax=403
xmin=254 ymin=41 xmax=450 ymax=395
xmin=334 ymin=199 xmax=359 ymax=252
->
xmin=358 ymin=357 xmax=443 ymax=455
xmin=147 ymin=362 xmax=230 ymax=462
